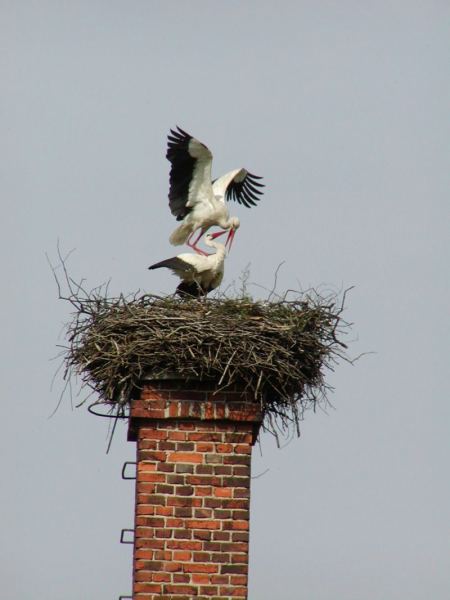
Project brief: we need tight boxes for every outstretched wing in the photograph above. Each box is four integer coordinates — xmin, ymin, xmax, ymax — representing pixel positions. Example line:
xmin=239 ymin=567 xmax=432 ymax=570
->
xmin=166 ymin=126 xmax=213 ymax=221
xmin=224 ymin=169 xmax=264 ymax=208
xmin=148 ymin=256 xmax=193 ymax=276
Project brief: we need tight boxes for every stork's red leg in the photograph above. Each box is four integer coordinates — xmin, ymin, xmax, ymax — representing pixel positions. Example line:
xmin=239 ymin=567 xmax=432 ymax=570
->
xmin=188 ymin=229 xmax=209 ymax=256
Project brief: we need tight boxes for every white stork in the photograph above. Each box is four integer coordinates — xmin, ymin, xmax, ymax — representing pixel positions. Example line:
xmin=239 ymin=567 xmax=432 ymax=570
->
xmin=148 ymin=230 xmax=227 ymax=298
xmin=166 ymin=127 xmax=264 ymax=255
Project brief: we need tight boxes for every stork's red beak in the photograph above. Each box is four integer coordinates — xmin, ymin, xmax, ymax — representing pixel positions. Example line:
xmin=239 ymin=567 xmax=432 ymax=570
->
xmin=210 ymin=230 xmax=227 ymax=240
xmin=225 ymin=227 xmax=236 ymax=251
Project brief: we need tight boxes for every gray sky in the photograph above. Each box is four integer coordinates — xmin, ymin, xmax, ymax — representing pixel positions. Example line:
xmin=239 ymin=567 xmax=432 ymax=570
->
xmin=1 ymin=2 xmax=449 ymax=598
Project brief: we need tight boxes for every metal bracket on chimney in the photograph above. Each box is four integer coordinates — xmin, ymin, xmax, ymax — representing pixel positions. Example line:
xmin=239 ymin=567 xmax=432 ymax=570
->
xmin=121 ymin=461 xmax=137 ymax=480
xmin=120 ymin=529 xmax=135 ymax=544
xmin=119 ymin=596 xmax=132 ymax=599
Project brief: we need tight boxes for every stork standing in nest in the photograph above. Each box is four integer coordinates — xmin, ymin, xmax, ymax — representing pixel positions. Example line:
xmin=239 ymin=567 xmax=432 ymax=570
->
xmin=166 ymin=127 xmax=264 ymax=255
xmin=148 ymin=230 xmax=227 ymax=298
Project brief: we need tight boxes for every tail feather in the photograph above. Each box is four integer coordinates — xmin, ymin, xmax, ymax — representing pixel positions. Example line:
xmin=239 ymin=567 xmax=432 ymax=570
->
xmin=169 ymin=222 xmax=192 ymax=246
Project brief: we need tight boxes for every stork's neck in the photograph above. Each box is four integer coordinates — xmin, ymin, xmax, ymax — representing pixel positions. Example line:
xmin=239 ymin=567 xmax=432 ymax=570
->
xmin=204 ymin=240 xmax=226 ymax=264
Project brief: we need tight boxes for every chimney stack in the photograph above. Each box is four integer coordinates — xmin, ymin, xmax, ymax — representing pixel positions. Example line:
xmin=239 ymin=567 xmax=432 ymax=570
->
xmin=127 ymin=377 xmax=262 ymax=599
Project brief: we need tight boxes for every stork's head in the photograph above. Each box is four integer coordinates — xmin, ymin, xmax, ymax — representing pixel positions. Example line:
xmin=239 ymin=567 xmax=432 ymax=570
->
xmin=226 ymin=217 xmax=240 ymax=251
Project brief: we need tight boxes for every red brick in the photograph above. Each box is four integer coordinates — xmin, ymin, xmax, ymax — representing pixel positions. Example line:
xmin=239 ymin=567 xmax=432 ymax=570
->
xmin=211 ymin=552 xmax=230 ymax=563
xmin=166 ymin=518 xmax=184 ymax=528
xmin=167 ymin=474 xmax=185 ymax=484
xmin=203 ymin=542 xmax=222 ymax=552
xmin=234 ymin=444 xmax=251 ymax=454
xmin=154 ymin=551 xmax=172 ymax=561
xmin=162 ymin=561 xmax=183 ymax=572
xmin=137 ymin=462 xmax=157 ymax=472
xmin=154 ymin=529 xmax=172 ymax=539
xmin=214 ymin=487 xmax=233 ymax=498
xmin=231 ymin=553 xmax=248 ymax=563
xmin=163 ymin=584 xmax=198 ymax=594
xmin=183 ymin=563 xmax=219 ymax=573
xmin=138 ymin=472 xmax=166 ymax=483
xmin=173 ymin=529 xmax=192 ymax=539
xmin=167 ymin=497 xmax=201 ymax=508
xmin=155 ymin=484 xmax=174 ymax=494
xmin=231 ymin=574 xmax=248 ymax=585
xmin=220 ymin=565 xmax=248 ymax=575
xmin=187 ymin=475 xmax=221 ymax=486
xmin=186 ymin=519 xmax=220 ymax=530
xmin=138 ymin=451 xmax=166 ymax=462
xmin=216 ymin=443 xmax=233 ymax=453
xmin=168 ymin=431 xmax=186 ymax=441
xmin=156 ymin=462 xmax=175 ymax=472
xmin=158 ymin=440 xmax=176 ymax=451
xmin=193 ymin=551 xmax=210 ymax=562
xmin=136 ymin=567 xmax=162 ymax=579
xmin=233 ymin=488 xmax=250 ymax=498
xmin=136 ymin=516 xmax=164 ymax=527
xmin=200 ymin=585 xmax=219 ymax=595
xmin=137 ymin=488 xmax=155 ymax=500
xmin=173 ymin=550 xmax=191 ymax=561
xmin=189 ymin=432 xmax=223 ymax=442
xmin=175 ymin=463 xmax=194 ymax=473
xmin=220 ymin=585 xmax=248 ymax=596
xmin=167 ymin=540 xmax=202 ymax=551
xmin=133 ymin=583 xmax=162 ymax=593
xmin=232 ymin=531 xmax=249 ymax=542
xmin=144 ymin=429 xmax=168 ymax=440
xmin=195 ymin=486 xmax=213 ymax=496
xmin=212 ymin=531 xmax=230 ymax=541
xmin=196 ymin=442 xmax=214 ymax=452
xmin=135 ymin=542 xmax=164 ymax=554
xmin=152 ymin=572 xmax=171 ymax=582
xmin=194 ymin=508 xmax=213 ymax=518
xmin=174 ymin=507 xmax=192 ymax=518
xmin=193 ymin=530 xmax=211 ymax=542
xmin=192 ymin=573 xmax=211 ymax=584
xmin=214 ymin=465 xmax=233 ymax=475
xmin=177 ymin=485 xmax=194 ymax=496
xmin=136 ymin=505 xmax=155 ymax=515
xmin=231 ymin=520 xmax=249 ymax=530
xmin=155 ymin=506 xmax=173 ymax=516
xmin=172 ymin=572 xmax=190 ymax=583
xmin=211 ymin=574 xmax=230 ymax=584
xmin=168 ymin=452 xmax=203 ymax=464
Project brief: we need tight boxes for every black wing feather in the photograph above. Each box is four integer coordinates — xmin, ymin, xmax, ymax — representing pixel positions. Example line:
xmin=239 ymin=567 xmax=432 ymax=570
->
xmin=148 ymin=256 xmax=192 ymax=273
xmin=176 ymin=281 xmax=205 ymax=298
xmin=224 ymin=171 xmax=265 ymax=208
xmin=166 ymin=127 xmax=196 ymax=221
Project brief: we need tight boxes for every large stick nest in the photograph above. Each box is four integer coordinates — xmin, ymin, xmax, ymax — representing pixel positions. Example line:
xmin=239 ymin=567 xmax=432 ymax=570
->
xmin=58 ymin=279 xmax=351 ymax=436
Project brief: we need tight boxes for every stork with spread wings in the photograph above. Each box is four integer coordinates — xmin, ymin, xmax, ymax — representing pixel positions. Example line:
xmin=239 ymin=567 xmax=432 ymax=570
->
xmin=166 ymin=127 xmax=264 ymax=255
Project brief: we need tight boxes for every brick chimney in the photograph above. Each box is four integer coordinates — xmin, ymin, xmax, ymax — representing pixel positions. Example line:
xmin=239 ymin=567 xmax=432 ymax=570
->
xmin=127 ymin=378 xmax=263 ymax=599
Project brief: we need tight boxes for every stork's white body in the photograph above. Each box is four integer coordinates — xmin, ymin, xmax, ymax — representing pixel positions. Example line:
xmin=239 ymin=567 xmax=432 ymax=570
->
xmin=169 ymin=169 xmax=241 ymax=246
xmin=166 ymin=128 xmax=264 ymax=253
xmin=174 ymin=245 xmax=225 ymax=291
xmin=148 ymin=232 xmax=226 ymax=297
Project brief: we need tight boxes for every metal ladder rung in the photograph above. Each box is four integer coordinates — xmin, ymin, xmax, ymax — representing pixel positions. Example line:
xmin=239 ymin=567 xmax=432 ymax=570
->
xmin=120 ymin=529 xmax=135 ymax=544
xmin=121 ymin=461 xmax=137 ymax=480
